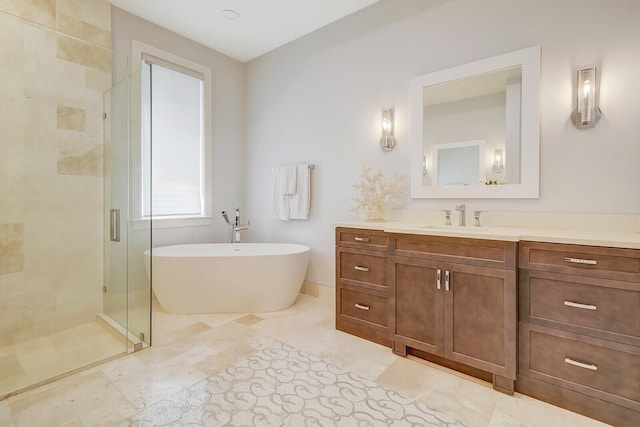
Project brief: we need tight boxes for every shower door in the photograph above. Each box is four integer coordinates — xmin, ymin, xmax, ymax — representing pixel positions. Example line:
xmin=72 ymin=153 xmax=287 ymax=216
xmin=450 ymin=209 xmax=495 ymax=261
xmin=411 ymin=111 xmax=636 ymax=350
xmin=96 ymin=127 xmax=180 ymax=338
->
xmin=103 ymin=71 xmax=152 ymax=351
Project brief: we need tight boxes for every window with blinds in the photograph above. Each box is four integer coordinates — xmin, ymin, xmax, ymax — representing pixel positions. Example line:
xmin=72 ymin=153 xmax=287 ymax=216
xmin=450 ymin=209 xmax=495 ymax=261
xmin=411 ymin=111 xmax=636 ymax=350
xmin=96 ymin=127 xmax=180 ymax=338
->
xmin=140 ymin=55 xmax=207 ymax=219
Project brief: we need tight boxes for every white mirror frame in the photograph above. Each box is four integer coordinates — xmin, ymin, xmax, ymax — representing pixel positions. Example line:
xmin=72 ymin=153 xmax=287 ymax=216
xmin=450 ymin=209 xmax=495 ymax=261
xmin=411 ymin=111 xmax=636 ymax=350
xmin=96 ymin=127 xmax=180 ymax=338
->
xmin=411 ymin=46 xmax=540 ymax=199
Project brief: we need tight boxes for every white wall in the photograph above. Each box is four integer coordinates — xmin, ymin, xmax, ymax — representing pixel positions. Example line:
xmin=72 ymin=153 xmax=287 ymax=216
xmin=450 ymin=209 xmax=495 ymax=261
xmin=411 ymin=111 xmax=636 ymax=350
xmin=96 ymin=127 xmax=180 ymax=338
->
xmin=245 ymin=0 xmax=640 ymax=287
xmin=111 ymin=7 xmax=246 ymax=247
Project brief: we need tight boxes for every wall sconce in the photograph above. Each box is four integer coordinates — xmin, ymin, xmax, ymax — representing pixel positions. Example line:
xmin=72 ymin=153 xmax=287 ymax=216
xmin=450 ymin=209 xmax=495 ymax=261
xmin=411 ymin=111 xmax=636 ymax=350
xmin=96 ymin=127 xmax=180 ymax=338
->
xmin=571 ymin=66 xmax=601 ymax=128
xmin=380 ymin=108 xmax=396 ymax=151
xmin=493 ymin=148 xmax=504 ymax=173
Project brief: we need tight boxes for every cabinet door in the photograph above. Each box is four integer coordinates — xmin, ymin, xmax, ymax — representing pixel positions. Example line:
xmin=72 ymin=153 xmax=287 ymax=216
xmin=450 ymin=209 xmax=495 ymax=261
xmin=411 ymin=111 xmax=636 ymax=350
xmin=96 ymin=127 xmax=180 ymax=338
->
xmin=391 ymin=256 xmax=444 ymax=356
xmin=444 ymin=263 xmax=516 ymax=378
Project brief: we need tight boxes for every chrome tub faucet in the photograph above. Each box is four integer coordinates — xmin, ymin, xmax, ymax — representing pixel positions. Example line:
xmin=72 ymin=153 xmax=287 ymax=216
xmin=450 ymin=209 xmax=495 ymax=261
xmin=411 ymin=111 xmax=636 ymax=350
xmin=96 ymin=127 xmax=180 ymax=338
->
xmin=222 ymin=208 xmax=250 ymax=243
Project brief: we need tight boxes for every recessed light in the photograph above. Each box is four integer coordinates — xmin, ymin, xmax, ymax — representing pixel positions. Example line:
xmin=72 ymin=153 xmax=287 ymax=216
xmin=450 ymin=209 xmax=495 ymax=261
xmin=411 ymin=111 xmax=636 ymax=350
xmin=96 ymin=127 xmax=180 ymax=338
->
xmin=221 ymin=9 xmax=240 ymax=20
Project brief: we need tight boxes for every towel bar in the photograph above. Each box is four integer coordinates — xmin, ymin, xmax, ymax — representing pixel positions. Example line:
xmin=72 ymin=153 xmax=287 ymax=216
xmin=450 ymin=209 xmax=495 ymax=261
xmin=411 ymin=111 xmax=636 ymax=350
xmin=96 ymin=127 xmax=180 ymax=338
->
xmin=272 ymin=164 xmax=315 ymax=172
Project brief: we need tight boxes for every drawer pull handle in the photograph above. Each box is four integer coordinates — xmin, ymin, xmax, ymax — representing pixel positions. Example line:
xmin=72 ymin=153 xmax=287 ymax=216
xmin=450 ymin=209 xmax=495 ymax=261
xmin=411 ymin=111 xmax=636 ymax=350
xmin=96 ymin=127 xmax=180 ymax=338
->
xmin=354 ymin=303 xmax=370 ymax=311
xmin=564 ymin=300 xmax=597 ymax=311
xmin=564 ymin=357 xmax=598 ymax=371
xmin=354 ymin=266 xmax=370 ymax=272
xmin=436 ymin=269 xmax=442 ymax=290
xmin=444 ymin=270 xmax=450 ymax=292
xmin=354 ymin=237 xmax=370 ymax=242
xmin=564 ymin=257 xmax=597 ymax=265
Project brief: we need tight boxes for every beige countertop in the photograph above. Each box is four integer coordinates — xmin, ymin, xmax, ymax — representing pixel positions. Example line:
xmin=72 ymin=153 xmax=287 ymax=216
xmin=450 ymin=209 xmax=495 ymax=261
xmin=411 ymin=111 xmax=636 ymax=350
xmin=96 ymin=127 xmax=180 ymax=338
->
xmin=332 ymin=220 xmax=640 ymax=249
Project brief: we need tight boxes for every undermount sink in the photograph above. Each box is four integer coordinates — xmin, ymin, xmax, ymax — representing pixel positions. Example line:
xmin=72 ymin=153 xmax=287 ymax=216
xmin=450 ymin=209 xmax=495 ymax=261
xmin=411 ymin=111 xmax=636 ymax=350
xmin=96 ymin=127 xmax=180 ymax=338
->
xmin=420 ymin=224 xmax=492 ymax=233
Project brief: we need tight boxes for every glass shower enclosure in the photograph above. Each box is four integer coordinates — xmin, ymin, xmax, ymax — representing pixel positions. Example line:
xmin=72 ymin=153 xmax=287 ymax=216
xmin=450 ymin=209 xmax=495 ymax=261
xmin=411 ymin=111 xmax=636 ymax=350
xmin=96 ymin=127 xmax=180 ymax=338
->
xmin=103 ymin=70 xmax=152 ymax=353
xmin=0 ymin=10 xmax=150 ymax=399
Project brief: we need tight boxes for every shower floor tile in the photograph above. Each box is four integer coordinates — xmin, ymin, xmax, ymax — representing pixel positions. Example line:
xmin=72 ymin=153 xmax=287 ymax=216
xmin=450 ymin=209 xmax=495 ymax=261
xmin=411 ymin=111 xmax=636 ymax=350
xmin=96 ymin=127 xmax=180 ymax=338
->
xmin=0 ymin=353 xmax=25 ymax=394
xmin=0 ymin=320 xmax=125 ymax=400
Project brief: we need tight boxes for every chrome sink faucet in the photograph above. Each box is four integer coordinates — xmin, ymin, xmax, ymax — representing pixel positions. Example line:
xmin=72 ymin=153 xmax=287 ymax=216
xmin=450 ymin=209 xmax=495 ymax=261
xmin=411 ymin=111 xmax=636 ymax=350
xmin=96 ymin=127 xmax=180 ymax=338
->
xmin=456 ymin=204 xmax=466 ymax=226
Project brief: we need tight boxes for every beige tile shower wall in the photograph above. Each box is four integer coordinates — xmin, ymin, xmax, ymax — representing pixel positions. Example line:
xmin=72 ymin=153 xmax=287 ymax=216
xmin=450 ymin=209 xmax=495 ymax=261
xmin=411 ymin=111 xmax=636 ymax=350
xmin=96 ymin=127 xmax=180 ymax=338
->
xmin=0 ymin=0 xmax=112 ymax=345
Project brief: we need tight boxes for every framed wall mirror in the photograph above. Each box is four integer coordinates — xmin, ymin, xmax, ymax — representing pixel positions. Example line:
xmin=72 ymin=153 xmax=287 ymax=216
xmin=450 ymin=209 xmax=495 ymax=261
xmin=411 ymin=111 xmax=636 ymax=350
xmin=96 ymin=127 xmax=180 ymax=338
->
xmin=411 ymin=46 xmax=540 ymax=198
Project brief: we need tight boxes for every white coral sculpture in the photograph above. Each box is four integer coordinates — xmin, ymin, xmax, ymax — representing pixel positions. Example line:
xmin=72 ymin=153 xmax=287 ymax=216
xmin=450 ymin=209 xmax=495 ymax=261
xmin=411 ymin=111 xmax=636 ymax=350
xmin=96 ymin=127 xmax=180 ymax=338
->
xmin=351 ymin=167 xmax=405 ymax=221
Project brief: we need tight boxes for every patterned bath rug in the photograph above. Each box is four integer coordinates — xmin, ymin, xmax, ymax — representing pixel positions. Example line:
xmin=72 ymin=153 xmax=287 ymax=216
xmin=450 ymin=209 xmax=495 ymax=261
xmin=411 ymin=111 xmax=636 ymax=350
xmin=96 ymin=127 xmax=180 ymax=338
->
xmin=117 ymin=342 xmax=468 ymax=426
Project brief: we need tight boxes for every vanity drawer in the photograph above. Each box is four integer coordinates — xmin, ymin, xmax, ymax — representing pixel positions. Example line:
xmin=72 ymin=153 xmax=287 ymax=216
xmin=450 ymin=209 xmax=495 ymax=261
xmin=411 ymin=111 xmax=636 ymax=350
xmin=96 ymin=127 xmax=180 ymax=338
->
xmin=337 ymin=249 xmax=387 ymax=287
xmin=339 ymin=287 xmax=388 ymax=328
xmin=519 ymin=323 xmax=640 ymax=410
xmin=336 ymin=227 xmax=388 ymax=252
xmin=390 ymin=234 xmax=517 ymax=270
xmin=520 ymin=241 xmax=640 ymax=282
xmin=520 ymin=270 xmax=640 ymax=342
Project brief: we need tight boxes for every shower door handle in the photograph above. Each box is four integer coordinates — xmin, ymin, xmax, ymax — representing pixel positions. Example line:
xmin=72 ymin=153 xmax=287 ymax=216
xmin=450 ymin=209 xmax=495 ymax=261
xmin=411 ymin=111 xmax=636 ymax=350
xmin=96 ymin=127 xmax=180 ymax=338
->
xmin=110 ymin=209 xmax=120 ymax=242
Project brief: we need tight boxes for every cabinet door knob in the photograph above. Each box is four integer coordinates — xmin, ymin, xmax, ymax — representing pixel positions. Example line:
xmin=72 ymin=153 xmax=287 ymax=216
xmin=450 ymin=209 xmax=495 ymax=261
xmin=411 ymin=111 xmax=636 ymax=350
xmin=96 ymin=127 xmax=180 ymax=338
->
xmin=445 ymin=270 xmax=450 ymax=291
xmin=354 ymin=303 xmax=370 ymax=311
xmin=354 ymin=265 xmax=370 ymax=272
xmin=564 ymin=300 xmax=597 ymax=311
xmin=564 ymin=357 xmax=598 ymax=371
xmin=354 ymin=237 xmax=370 ymax=242
xmin=436 ymin=269 xmax=442 ymax=290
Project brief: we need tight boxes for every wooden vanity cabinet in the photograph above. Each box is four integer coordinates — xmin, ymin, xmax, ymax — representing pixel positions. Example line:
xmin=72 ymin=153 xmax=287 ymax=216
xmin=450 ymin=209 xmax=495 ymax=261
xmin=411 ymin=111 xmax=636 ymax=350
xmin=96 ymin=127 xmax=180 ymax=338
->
xmin=517 ymin=241 xmax=640 ymax=427
xmin=335 ymin=227 xmax=390 ymax=347
xmin=389 ymin=234 xmax=518 ymax=394
xmin=334 ymin=227 xmax=640 ymax=423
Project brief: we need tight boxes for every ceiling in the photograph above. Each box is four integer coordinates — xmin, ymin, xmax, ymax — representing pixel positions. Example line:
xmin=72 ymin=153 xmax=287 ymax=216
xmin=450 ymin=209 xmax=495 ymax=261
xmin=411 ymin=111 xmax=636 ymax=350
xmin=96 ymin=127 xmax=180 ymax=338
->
xmin=108 ymin=0 xmax=381 ymax=63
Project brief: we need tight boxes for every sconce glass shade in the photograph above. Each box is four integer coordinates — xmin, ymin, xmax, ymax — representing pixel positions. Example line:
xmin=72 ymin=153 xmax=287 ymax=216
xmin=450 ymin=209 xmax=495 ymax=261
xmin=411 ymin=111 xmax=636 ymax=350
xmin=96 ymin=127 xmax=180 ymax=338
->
xmin=493 ymin=148 xmax=504 ymax=173
xmin=380 ymin=108 xmax=396 ymax=151
xmin=571 ymin=66 xmax=601 ymax=128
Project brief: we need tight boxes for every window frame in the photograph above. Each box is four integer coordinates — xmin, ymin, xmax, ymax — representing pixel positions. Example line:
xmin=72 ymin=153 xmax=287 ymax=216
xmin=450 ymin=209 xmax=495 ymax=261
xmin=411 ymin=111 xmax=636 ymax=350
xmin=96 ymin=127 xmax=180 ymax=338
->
xmin=131 ymin=40 xmax=212 ymax=228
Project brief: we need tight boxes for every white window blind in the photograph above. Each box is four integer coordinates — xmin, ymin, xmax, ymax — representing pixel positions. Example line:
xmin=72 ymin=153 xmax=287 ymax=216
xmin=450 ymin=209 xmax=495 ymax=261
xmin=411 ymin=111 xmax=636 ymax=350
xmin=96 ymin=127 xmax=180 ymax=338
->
xmin=141 ymin=58 xmax=205 ymax=218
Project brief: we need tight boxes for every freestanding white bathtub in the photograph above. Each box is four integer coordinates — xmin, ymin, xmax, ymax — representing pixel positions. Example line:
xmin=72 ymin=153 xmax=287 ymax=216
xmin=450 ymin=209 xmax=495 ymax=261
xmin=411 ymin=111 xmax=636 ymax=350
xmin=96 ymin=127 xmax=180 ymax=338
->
xmin=144 ymin=243 xmax=310 ymax=314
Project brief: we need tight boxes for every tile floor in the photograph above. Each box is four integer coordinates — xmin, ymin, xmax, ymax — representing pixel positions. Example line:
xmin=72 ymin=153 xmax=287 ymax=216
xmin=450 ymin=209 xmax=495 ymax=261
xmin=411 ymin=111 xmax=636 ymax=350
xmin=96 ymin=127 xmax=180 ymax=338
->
xmin=0 ymin=321 xmax=126 ymax=400
xmin=116 ymin=341 xmax=468 ymax=426
xmin=0 ymin=293 xmax=610 ymax=426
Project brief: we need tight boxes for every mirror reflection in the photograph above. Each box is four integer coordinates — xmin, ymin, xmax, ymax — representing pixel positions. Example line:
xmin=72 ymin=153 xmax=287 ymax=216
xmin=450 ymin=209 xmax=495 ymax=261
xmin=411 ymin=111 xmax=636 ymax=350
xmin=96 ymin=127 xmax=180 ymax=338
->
xmin=432 ymin=139 xmax=485 ymax=186
xmin=422 ymin=66 xmax=522 ymax=187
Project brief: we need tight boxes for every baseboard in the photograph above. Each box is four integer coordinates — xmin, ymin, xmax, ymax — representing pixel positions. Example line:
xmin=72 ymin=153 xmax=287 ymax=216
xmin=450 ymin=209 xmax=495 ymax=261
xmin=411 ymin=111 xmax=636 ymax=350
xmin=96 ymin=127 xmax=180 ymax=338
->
xmin=300 ymin=281 xmax=333 ymax=304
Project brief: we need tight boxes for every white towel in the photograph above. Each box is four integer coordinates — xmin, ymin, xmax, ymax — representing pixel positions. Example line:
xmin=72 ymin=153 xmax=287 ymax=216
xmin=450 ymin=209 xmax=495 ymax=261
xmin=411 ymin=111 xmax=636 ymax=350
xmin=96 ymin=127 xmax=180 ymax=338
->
xmin=288 ymin=163 xmax=310 ymax=220
xmin=272 ymin=163 xmax=311 ymax=221
xmin=272 ymin=167 xmax=291 ymax=220
xmin=279 ymin=165 xmax=297 ymax=195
